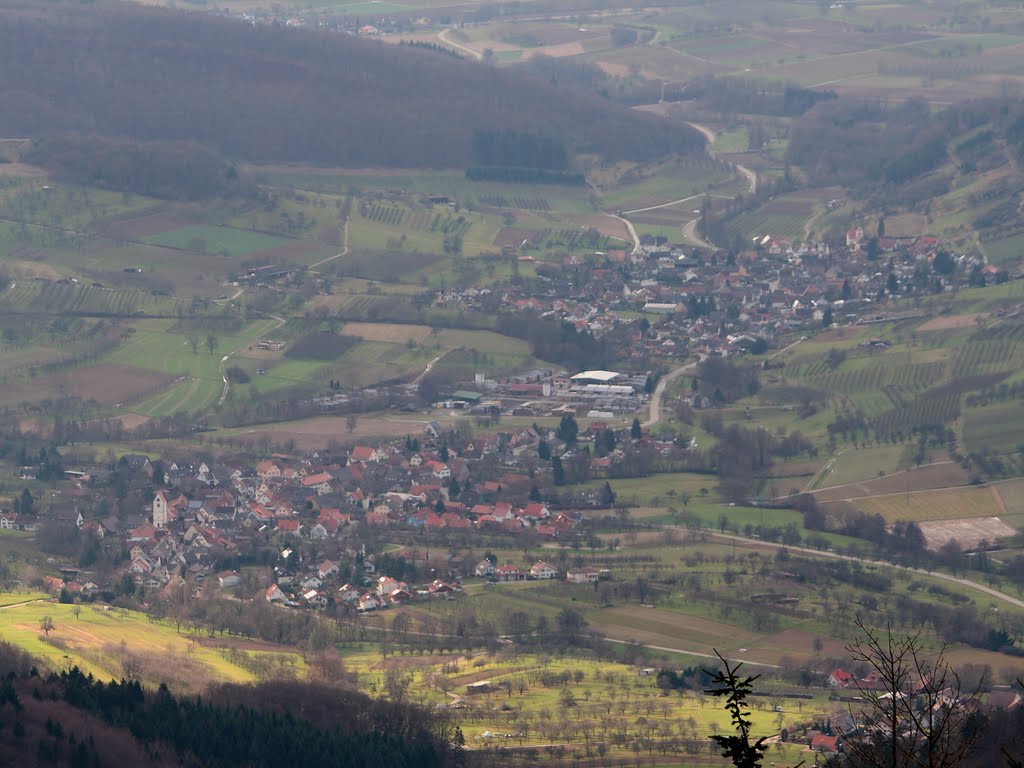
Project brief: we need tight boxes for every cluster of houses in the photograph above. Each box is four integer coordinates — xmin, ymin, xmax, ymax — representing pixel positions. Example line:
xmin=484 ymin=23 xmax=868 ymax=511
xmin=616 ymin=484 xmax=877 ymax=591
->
xmin=811 ymin=667 xmax=1024 ymax=755
xmin=472 ymin=558 xmax=604 ymax=583
xmin=436 ymin=229 xmax=1003 ymax=375
xmin=34 ymin=426 xmax=630 ymax=609
xmin=262 ymin=568 xmax=461 ymax=612
xmin=253 ymin=556 xmax=605 ymax=613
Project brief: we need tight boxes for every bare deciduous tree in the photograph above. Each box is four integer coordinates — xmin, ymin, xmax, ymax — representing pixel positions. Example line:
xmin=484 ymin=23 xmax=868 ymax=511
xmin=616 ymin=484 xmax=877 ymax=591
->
xmin=835 ymin=618 xmax=983 ymax=768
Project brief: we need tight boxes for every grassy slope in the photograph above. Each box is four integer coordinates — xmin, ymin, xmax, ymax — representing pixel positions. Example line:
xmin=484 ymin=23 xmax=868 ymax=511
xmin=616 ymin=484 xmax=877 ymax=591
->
xmin=0 ymin=599 xmax=304 ymax=690
xmin=107 ymin=317 xmax=282 ymax=416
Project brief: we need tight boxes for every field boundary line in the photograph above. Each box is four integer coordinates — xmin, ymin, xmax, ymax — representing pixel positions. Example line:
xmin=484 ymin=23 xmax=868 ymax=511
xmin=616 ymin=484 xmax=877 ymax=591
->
xmin=698 ymin=529 xmax=1024 ymax=611
xmin=990 ymin=484 xmax=1008 ymax=515
xmin=603 ymin=637 xmax=779 ymax=668
xmin=309 ymin=219 xmax=349 ymax=271
xmin=218 ymin=315 xmax=286 ymax=406
xmin=786 ymin=459 xmax=955 ymax=498
xmin=437 ymin=28 xmax=483 ymax=60
xmin=0 ymin=598 xmax=48 ymax=611
xmin=622 ymin=194 xmax=702 ymax=215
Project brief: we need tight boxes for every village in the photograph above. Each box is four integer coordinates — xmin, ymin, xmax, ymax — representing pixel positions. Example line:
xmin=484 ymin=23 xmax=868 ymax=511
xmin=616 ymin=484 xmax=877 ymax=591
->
xmin=16 ymin=419 xmax=639 ymax=616
xmin=299 ymin=225 xmax=1014 ymax=425
xmin=6 ymin=224 xmax=1016 ymax=617
xmin=434 ymin=227 xmax=1009 ymax=364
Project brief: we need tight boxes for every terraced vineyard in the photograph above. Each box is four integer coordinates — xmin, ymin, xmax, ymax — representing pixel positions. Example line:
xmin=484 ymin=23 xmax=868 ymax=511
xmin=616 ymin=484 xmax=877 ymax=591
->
xmin=545 ymin=227 xmax=609 ymax=251
xmin=494 ymin=227 xmax=549 ymax=247
xmin=431 ymin=213 xmax=471 ymax=237
xmin=963 ymin=401 xmax=1024 ymax=453
xmin=406 ymin=209 xmax=433 ymax=230
xmin=0 ymin=279 xmax=184 ymax=316
xmin=358 ymin=201 xmax=406 ymax=227
xmin=477 ymin=195 xmax=551 ymax=210
xmin=953 ymin=338 xmax=1019 ymax=377
xmin=787 ymin=358 xmax=947 ymax=415
xmin=727 ymin=210 xmax=809 ymax=240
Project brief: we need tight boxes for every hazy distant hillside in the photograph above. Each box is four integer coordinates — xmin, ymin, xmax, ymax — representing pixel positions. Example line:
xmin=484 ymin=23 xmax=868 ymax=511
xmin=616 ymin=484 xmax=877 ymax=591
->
xmin=786 ymin=96 xmax=1024 ymax=245
xmin=0 ymin=3 xmax=704 ymax=171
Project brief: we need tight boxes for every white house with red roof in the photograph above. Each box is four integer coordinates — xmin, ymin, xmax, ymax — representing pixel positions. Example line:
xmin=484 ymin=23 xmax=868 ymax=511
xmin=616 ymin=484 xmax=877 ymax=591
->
xmin=357 ymin=593 xmax=380 ymax=611
xmin=255 ymin=460 xmax=282 ymax=479
xmin=265 ymin=583 xmax=288 ymax=603
xmin=127 ymin=525 xmax=158 ymax=543
xmin=337 ymin=584 xmax=360 ymax=603
xmin=493 ymin=502 xmax=514 ymax=520
xmin=350 ymin=446 xmax=387 ymax=463
xmin=428 ymin=579 xmax=459 ymax=595
xmin=317 ymin=560 xmax=339 ymax=579
xmin=425 ymin=460 xmax=451 ymax=479
xmin=522 ymin=502 xmax=550 ymax=520
xmin=828 ymin=668 xmax=856 ymax=688
xmin=300 ymin=472 xmax=333 ymax=494
xmin=530 ymin=561 xmax=559 ymax=580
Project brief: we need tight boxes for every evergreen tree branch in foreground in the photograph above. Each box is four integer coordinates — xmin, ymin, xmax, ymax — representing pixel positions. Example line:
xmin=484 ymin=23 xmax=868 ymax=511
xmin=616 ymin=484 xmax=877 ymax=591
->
xmin=705 ymin=650 xmax=802 ymax=768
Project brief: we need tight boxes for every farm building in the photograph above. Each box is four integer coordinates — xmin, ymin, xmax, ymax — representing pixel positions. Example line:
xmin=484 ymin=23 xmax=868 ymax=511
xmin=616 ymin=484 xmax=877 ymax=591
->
xmin=571 ymin=370 xmax=624 ymax=384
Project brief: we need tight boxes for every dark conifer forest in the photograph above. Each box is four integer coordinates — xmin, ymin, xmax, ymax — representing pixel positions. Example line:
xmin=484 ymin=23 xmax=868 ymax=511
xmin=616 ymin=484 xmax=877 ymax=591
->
xmin=0 ymin=641 xmax=461 ymax=768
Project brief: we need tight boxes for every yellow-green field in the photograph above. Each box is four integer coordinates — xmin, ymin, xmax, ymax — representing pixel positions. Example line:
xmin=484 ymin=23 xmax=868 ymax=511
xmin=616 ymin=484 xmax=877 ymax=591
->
xmin=838 ymin=485 xmax=1003 ymax=523
xmin=0 ymin=598 xmax=305 ymax=692
xmin=339 ymin=645 xmax=825 ymax=759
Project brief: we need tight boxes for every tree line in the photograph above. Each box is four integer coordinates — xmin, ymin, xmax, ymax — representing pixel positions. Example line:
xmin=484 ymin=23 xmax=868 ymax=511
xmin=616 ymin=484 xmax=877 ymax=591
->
xmin=680 ymin=76 xmax=837 ymax=117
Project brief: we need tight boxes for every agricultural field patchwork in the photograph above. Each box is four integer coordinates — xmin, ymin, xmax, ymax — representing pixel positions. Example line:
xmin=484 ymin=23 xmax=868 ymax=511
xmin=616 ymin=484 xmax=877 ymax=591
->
xmin=103 ymin=316 xmax=282 ymax=417
xmin=335 ymin=644 xmax=812 ymax=758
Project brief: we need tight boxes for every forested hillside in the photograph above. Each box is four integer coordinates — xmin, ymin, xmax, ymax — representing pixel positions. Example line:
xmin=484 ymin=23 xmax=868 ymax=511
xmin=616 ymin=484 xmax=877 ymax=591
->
xmin=787 ymin=97 xmax=1024 ymax=193
xmin=0 ymin=640 xmax=460 ymax=768
xmin=0 ymin=3 xmax=704 ymax=175
xmin=785 ymin=96 xmax=1024 ymax=243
